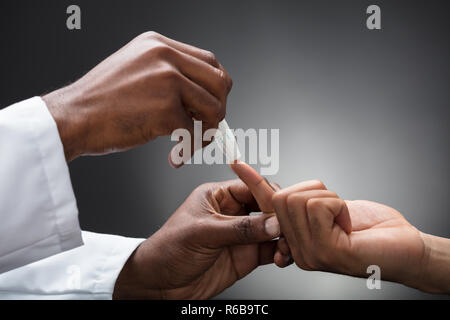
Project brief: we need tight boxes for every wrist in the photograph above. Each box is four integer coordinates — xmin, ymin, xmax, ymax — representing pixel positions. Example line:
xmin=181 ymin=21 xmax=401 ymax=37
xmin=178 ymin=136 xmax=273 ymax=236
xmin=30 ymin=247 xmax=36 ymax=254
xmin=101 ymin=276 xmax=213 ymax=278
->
xmin=408 ymin=232 xmax=450 ymax=294
xmin=42 ymin=85 xmax=87 ymax=162
xmin=113 ymin=240 xmax=166 ymax=300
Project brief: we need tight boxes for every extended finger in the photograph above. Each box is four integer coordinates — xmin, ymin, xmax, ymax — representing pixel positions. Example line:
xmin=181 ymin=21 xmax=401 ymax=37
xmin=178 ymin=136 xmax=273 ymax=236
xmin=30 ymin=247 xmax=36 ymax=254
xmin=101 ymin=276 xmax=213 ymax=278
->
xmin=230 ymin=161 xmax=275 ymax=213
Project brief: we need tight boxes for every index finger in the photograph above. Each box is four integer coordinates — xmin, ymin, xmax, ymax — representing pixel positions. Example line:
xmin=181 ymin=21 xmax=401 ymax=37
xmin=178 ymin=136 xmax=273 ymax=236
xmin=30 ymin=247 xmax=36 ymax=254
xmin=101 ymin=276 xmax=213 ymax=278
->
xmin=229 ymin=161 xmax=276 ymax=213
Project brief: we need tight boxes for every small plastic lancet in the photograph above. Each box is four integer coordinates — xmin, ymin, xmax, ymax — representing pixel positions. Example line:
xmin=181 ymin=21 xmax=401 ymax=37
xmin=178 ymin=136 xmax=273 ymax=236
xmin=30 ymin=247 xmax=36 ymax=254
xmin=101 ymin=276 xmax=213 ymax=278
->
xmin=214 ymin=119 xmax=241 ymax=164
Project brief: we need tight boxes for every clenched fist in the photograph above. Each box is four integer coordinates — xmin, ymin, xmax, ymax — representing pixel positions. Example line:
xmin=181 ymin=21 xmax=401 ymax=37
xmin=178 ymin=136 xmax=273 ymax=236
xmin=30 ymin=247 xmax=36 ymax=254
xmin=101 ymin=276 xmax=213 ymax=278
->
xmin=43 ymin=31 xmax=232 ymax=162
xmin=272 ymin=182 xmax=450 ymax=294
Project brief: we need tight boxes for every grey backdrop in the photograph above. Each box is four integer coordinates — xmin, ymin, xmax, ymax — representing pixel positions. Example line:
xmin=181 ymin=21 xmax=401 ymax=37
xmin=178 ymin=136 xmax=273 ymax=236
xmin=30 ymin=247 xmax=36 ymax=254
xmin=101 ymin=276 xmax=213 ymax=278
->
xmin=1 ymin=0 xmax=449 ymax=299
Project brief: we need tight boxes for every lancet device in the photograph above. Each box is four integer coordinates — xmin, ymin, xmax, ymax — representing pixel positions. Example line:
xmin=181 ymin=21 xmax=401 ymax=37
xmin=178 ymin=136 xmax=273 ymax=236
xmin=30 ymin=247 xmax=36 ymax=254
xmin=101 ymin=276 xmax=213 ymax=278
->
xmin=214 ymin=119 xmax=241 ymax=164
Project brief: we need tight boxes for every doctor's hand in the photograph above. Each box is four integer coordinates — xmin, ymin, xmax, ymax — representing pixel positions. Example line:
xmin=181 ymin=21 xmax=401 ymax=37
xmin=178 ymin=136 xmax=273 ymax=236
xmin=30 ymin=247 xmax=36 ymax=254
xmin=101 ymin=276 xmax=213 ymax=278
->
xmin=112 ymin=179 xmax=280 ymax=299
xmin=271 ymin=181 xmax=450 ymax=294
xmin=43 ymin=31 xmax=232 ymax=162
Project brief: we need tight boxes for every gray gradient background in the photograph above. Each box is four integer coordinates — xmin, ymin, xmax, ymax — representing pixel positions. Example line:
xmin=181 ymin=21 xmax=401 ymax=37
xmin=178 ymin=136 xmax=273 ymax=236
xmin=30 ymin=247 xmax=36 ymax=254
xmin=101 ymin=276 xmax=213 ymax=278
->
xmin=1 ymin=0 xmax=449 ymax=299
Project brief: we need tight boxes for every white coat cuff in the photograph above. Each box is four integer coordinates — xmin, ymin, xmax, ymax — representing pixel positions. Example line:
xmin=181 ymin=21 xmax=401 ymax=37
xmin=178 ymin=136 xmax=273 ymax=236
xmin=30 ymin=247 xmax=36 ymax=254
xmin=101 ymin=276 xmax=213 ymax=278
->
xmin=0 ymin=232 xmax=145 ymax=299
xmin=30 ymin=97 xmax=82 ymax=250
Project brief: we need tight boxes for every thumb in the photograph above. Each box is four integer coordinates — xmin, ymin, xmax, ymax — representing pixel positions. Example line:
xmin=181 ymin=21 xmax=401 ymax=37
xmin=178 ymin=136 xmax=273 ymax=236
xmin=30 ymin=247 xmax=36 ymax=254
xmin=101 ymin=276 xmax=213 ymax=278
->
xmin=229 ymin=161 xmax=276 ymax=213
xmin=210 ymin=214 xmax=280 ymax=247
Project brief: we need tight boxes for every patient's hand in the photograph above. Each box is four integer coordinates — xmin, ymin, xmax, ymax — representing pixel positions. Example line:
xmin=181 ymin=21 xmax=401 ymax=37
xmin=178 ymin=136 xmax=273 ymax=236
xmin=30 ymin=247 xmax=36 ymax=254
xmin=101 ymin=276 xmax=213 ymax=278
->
xmin=113 ymin=179 xmax=280 ymax=299
xmin=230 ymin=161 xmax=351 ymax=268
xmin=271 ymin=182 xmax=429 ymax=290
xmin=229 ymin=162 xmax=450 ymax=294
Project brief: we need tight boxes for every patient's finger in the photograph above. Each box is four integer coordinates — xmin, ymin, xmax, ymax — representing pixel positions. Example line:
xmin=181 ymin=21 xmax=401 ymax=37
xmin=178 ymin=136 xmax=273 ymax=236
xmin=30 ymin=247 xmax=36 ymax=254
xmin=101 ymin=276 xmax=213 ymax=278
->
xmin=274 ymin=250 xmax=293 ymax=268
xmin=307 ymin=198 xmax=352 ymax=238
xmin=277 ymin=236 xmax=291 ymax=255
xmin=274 ymin=180 xmax=351 ymax=233
xmin=258 ymin=241 xmax=278 ymax=265
xmin=272 ymin=180 xmax=328 ymax=199
xmin=230 ymin=161 xmax=275 ymax=213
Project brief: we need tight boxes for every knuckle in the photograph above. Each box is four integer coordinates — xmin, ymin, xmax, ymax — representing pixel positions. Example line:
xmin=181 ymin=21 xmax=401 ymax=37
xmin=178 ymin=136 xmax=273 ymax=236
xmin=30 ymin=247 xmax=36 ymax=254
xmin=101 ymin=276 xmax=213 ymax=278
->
xmin=233 ymin=217 xmax=254 ymax=243
xmin=151 ymin=43 xmax=176 ymax=58
xmin=311 ymin=179 xmax=326 ymax=190
xmin=203 ymin=50 xmax=218 ymax=66
xmin=286 ymin=193 xmax=305 ymax=211
xmin=216 ymin=68 xmax=227 ymax=81
xmin=158 ymin=65 xmax=182 ymax=83
xmin=272 ymin=191 xmax=287 ymax=210
xmin=215 ymin=69 xmax=229 ymax=91
xmin=306 ymin=198 xmax=323 ymax=212
xmin=143 ymin=31 xmax=162 ymax=40
xmin=227 ymin=76 xmax=233 ymax=91
xmin=326 ymin=190 xmax=339 ymax=198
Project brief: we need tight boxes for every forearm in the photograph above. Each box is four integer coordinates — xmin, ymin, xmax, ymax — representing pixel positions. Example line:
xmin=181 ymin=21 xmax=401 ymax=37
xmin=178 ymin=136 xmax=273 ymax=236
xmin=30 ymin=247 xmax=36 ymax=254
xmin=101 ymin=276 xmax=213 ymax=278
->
xmin=411 ymin=233 xmax=450 ymax=294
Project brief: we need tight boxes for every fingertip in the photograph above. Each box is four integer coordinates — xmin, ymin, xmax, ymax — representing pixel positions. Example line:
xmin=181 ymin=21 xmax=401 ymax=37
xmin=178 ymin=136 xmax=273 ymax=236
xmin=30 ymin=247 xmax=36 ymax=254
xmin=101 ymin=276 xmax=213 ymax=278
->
xmin=229 ymin=161 xmax=261 ymax=185
xmin=274 ymin=251 xmax=284 ymax=268
xmin=230 ymin=161 xmax=275 ymax=213
xmin=229 ymin=160 xmax=246 ymax=176
xmin=277 ymin=237 xmax=291 ymax=256
xmin=274 ymin=251 xmax=291 ymax=268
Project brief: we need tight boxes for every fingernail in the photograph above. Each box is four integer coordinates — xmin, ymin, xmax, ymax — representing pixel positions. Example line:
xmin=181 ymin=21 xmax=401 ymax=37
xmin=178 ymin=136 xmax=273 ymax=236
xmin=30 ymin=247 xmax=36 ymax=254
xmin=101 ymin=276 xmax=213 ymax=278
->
xmin=265 ymin=216 xmax=280 ymax=238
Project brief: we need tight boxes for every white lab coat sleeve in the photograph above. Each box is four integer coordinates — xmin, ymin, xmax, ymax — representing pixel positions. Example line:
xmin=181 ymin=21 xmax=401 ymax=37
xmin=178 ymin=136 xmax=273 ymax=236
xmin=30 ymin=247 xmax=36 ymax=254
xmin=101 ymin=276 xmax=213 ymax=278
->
xmin=0 ymin=231 xmax=145 ymax=299
xmin=0 ymin=97 xmax=82 ymax=274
